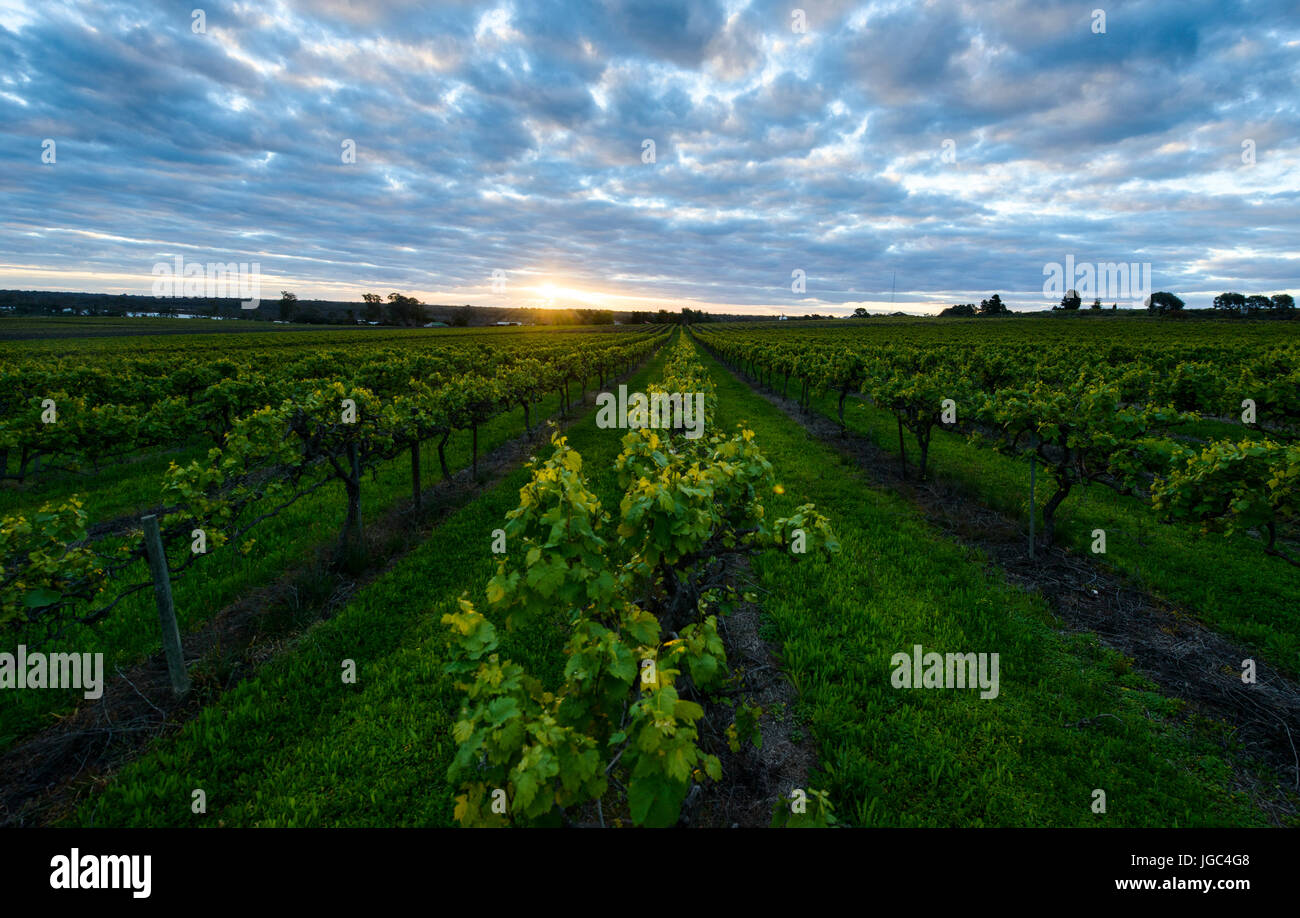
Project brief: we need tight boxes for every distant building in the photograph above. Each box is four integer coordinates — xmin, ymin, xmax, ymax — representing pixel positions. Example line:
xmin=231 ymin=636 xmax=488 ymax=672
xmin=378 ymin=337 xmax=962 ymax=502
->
xmin=494 ymin=320 xmax=522 ymax=326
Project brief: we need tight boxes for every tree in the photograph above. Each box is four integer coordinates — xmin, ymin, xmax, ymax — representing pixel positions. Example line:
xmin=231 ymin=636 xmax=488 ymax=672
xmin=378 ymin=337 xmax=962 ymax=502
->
xmin=1271 ymin=294 xmax=1296 ymax=314
xmin=387 ymin=293 xmax=424 ymax=326
xmin=852 ymin=307 xmax=869 ymax=318
xmin=978 ymin=294 xmax=1009 ymax=316
xmin=577 ymin=308 xmax=615 ymax=325
xmin=278 ymin=291 xmax=297 ymax=322
xmin=1213 ymin=292 xmax=1245 ymax=314
xmin=939 ymin=303 xmax=976 ymax=317
xmin=362 ymin=293 xmax=383 ymax=323
xmin=1245 ymin=295 xmax=1271 ymax=315
xmin=451 ymin=304 xmax=473 ymax=327
xmin=1146 ymin=291 xmax=1184 ymax=315
xmin=1059 ymin=290 xmax=1082 ymax=311
xmin=1090 ymin=298 xmax=1102 ymax=310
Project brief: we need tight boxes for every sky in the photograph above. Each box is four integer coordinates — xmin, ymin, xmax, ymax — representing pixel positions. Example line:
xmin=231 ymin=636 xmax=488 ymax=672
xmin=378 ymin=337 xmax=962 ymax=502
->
xmin=1 ymin=0 xmax=1297 ymax=316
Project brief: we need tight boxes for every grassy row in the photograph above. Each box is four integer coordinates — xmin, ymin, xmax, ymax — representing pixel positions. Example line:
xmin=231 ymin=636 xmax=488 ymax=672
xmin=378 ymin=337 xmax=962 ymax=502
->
xmin=0 ymin=367 xmax=613 ymax=749
xmin=734 ymin=362 xmax=1300 ymax=676
xmin=65 ymin=343 xmax=676 ymax=826
xmin=694 ymin=341 xmax=1277 ymax=826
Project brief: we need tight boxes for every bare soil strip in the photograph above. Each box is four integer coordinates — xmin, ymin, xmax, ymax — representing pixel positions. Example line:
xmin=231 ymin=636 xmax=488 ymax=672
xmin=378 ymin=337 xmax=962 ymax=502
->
xmin=563 ymin=561 xmax=815 ymax=829
xmin=724 ymin=362 xmax=1300 ymax=825
xmin=691 ymin=558 xmax=816 ymax=828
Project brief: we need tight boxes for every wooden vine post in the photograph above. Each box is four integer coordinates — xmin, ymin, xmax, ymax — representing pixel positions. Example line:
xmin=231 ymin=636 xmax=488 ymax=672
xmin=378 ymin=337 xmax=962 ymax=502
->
xmin=142 ymin=514 xmax=190 ymax=696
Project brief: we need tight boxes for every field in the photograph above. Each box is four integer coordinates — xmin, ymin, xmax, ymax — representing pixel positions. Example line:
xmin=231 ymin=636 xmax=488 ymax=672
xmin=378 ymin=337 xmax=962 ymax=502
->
xmin=1 ymin=316 xmax=1297 ymax=828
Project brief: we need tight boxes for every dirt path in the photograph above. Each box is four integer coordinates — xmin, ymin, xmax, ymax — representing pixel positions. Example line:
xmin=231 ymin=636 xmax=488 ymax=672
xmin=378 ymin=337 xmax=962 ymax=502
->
xmin=713 ymin=355 xmax=1300 ymax=825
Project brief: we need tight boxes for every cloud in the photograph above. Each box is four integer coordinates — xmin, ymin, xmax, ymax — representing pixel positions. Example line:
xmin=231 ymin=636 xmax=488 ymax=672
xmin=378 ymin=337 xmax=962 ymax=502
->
xmin=0 ymin=0 xmax=1296 ymax=314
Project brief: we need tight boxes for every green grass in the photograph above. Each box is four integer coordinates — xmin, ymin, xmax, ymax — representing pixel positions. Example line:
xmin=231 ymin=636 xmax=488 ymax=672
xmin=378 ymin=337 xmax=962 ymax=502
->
xmin=696 ymin=342 xmax=1277 ymax=827
xmin=780 ymin=387 xmax=1300 ymax=678
xmin=65 ymin=343 xmax=676 ymax=827
xmin=0 ymin=368 xmax=616 ymax=750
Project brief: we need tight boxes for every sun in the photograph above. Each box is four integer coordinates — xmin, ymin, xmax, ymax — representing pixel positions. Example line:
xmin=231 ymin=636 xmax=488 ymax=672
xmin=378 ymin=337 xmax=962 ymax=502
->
xmin=527 ymin=278 xmax=610 ymax=308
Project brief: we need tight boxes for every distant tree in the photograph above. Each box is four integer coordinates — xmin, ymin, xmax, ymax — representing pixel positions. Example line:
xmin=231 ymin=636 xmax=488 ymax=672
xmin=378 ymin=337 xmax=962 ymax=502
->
xmin=387 ymin=293 xmax=425 ymax=326
xmin=575 ymin=308 xmax=615 ymax=325
xmin=386 ymin=292 xmax=405 ymax=325
xmin=1271 ymin=293 xmax=1295 ymax=314
xmin=362 ymin=293 xmax=384 ymax=323
xmin=1090 ymin=298 xmax=1102 ymax=310
xmin=939 ymin=303 xmax=976 ymax=317
xmin=1245 ymin=295 xmax=1271 ymax=315
xmin=278 ymin=291 xmax=298 ymax=322
xmin=1146 ymin=291 xmax=1185 ymax=314
xmin=978 ymin=294 xmax=1009 ymax=316
xmin=451 ymin=304 xmax=473 ymax=327
xmin=1058 ymin=290 xmax=1082 ymax=310
xmin=1213 ymin=292 xmax=1246 ymax=314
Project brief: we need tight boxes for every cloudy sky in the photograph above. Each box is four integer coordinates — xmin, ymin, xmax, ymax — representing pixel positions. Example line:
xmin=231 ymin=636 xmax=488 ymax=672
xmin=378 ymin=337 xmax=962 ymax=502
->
xmin=1 ymin=0 xmax=1296 ymax=316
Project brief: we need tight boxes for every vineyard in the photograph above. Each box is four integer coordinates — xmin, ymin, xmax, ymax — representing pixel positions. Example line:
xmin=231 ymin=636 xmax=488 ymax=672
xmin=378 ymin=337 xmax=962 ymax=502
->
xmin=1 ymin=317 xmax=1298 ymax=828
xmin=0 ymin=324 xmax=669 ymax=748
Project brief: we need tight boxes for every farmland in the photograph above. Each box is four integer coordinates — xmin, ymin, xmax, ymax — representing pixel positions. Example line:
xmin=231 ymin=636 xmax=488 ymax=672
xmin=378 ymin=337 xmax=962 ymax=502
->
xmin=1 ymin=317 xmax=1297 ymax=828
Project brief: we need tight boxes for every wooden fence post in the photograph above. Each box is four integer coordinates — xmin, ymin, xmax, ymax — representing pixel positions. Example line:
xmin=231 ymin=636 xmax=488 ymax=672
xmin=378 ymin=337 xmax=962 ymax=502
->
xmin=142 ymin=514 xmax=190 ymax=696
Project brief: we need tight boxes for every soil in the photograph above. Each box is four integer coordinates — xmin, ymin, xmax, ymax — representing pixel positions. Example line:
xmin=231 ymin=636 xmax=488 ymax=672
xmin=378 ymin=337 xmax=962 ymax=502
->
xmin=689 ymin=556 xmax=818 ymax=828
xmin=562 ymin=552 xmax=820 ymax=829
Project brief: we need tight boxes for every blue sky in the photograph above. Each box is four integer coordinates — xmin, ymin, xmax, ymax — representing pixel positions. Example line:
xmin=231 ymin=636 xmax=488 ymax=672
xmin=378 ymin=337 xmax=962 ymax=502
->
xmin=1 ymin=0 xmax=1296 ymax=315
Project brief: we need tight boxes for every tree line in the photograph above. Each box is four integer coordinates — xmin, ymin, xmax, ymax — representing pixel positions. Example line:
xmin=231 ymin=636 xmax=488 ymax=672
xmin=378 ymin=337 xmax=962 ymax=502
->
xmin=931 ymin=290 xmax=1297 ymax=318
